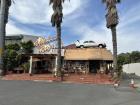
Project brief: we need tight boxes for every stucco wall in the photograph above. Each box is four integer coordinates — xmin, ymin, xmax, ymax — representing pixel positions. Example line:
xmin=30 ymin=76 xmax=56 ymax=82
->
xmin=123 ymin=63 xmax=140 ymax=76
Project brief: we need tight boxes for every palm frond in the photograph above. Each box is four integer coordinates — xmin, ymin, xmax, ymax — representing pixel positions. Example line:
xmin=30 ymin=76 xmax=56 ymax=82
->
xmin=7 ymin=0 xmax=12 ymax=6
xmin=102 ymin=0 xmax=106 ymax=3
xmin=49 ymin=0 xmax=53 ymax=5
xmin=102 ymin=0 xmax=121 ymax=3
xmin=117 ymin=0 xmax=121 ymax=3
xmin=12 ymin=0 xmax=15 ymax=4
xmin=49 ymin=0 xmax=70 ymax=27
xmin=49 ymin=0 xmax=70 ymax=5
xmin=102 ymin=0 xmax=120 ymax=28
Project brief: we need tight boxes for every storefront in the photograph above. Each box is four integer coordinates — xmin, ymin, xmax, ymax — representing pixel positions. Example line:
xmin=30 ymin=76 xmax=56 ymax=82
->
xmin=26 ymin=48 xmax=113 ymax=75
xmin=26 ymin=54 xmax=56 ymax=74
xmin=64 ymin=48 xmax=113 ymax=74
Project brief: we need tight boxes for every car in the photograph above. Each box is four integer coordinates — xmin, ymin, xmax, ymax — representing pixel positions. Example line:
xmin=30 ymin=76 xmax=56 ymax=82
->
xmin=75 ymin=40 xmax=106 ymax=48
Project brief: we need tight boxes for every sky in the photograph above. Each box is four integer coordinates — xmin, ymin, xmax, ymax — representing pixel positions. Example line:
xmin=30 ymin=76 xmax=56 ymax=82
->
xmin=6 ymin=0 xmax=140 ymax=54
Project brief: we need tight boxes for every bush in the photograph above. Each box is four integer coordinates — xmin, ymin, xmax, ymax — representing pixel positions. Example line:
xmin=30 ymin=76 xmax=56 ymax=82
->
xmin=3 ymin=49 xmax=18 ymax=71
xmin=21 ymin=62 xmax=30 ymax=73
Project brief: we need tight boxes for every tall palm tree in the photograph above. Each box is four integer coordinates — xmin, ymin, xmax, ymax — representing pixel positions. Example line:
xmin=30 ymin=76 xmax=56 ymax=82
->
xmin=0 ymin=0 xmax=11 ymax=76
xmin=49 ymin=0 xmax=69 ymax=80
xmin=102 ymin=0 xmax=120 ymax=75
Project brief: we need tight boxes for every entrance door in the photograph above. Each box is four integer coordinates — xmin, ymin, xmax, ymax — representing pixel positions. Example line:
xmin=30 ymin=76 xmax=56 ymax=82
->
xmin=89 ymin=61 xmax=100 ymax=73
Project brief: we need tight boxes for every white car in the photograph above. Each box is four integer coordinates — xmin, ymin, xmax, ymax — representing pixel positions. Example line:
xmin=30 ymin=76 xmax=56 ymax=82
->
xmin=75 ymin=40 xmax=106 ymax=48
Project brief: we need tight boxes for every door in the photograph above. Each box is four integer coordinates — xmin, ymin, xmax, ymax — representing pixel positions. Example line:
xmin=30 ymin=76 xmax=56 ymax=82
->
xmin=89 ymin=61 xmax=100 ymax=73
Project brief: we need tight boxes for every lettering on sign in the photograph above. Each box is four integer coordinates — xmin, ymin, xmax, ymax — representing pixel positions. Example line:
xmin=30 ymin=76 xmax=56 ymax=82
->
xmin=34 ymin=36 xmax=57 ymax=53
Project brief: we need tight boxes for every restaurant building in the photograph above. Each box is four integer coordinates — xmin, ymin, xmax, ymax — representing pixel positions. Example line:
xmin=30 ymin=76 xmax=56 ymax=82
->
xmin=5 ymin=35 xmax=113 ymax=74
xmin=29 ymin=47 xmax=113 ymax=75
xmin=64 ymin=48 xmax=113 ymax=74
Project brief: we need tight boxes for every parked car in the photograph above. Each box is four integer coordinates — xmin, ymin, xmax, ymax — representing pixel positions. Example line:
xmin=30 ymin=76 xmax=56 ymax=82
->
xmin=75 ymin=40 xmax=106 ymax=48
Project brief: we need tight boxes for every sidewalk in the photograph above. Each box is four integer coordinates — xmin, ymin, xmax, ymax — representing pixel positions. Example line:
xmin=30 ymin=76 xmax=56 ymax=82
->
xmin=2 ymin=73 xmax=113 ymax=85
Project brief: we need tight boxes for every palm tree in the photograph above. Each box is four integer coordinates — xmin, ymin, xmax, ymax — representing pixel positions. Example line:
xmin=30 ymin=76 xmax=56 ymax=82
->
xmin=0 ymin=0 xmax=11 ymax=76
xmin=49 ymin=0 xmax=69 ymax=80
xmin=102 ymin=0 xmax=120 ymax=76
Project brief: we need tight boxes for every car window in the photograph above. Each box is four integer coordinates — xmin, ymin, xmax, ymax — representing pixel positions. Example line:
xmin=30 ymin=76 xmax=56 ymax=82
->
xmin=84 ymin=41 xmax=89 ymax=43
xmin=89 ymin=41 xmax=95 ymax=43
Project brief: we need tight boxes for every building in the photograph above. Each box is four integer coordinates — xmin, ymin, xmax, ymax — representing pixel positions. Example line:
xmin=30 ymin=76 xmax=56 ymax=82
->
xmin=64 ymin=48 xmax=113 ymax=74
xmin=5 ymin=35 xmax=113 ymax=74
xmin=28 ymin=47 xmax=113 ymax=74
xmin=5 ymin=34 xmax=39 ymax=45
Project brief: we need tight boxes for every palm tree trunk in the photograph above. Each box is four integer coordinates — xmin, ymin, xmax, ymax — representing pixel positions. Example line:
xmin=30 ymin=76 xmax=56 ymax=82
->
xmin=0 ymin=0 xmax=6 ymax=76
xmin=111 ymin=26 xmax=118 ymax=74
xmin=56 ymin=25 xmax=63 ymax=81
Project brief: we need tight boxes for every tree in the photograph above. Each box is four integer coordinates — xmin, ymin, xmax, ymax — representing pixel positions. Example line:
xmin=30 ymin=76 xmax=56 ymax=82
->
xmin=118 ymin=51 xmax=140 ymax=66
xmin=6 ymin=43 xmax=20 ymax=51
xmin=102 ymin=0 xmax=121 ymax=76
xmin=117 ymin=51 xmax=140 ymax=76
xmin=20 ymin=40 xmax=34 ymax=54
xmin=3 ymin=49 xmax=18 ymax=71
xmin=3 ymin=41 xmax=34 ymax=74
xmin=49 ymin=0 xmax=70 ymax=80
xmin=117 ymin=53 xmax=128 ymax=76
xmin=130 ymin=51 xmax=140 ymax=63
xmin=0 ymin=0 xmax=11 ymax=75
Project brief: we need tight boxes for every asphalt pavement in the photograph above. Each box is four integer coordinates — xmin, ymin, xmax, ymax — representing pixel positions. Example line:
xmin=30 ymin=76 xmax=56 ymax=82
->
xmin=0 ymin=80 xmax=140 ymax=105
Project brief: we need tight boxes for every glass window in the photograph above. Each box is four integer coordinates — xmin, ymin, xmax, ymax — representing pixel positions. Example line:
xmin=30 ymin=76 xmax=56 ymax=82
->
xmin=84 ymin=41 xmax=88 ymax=43
xmin=89 ymin=41 xmax=95 ymax=43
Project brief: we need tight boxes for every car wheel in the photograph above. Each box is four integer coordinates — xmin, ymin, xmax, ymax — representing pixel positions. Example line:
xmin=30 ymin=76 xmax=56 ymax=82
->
xmin=80 ymin=45 xmax=84 ymax=48
xmin=98 ymin=44 xmax=103 ymax=48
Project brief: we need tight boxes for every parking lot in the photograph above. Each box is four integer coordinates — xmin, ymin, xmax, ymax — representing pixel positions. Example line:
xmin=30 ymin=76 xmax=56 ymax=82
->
xmin=0 ymin=80 xmax=140 ymax=105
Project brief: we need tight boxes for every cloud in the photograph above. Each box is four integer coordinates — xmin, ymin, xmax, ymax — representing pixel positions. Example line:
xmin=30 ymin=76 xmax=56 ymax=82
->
xmin=6 ymin=0 xmax=140 ymax=53
xmin=71 ymin=23 xmax=112 ymax=51
xmin=117 ymin=34 xmax=140 ymax=53
xmin=9 ymin=0 xmax=82 ymax=24
xmin=119 ymin=2 xmax=140 ymax=29
xmin=6 ymin=22 xmax=27 ymax=35
xmin=7 ymin=0 xmax=83 ymax=37
xmin=70 ymin=1 xmax=140 ymax=53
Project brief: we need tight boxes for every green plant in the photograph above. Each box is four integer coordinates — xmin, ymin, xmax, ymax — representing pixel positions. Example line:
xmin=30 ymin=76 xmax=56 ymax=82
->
xmin=21 ymin=62 xmax=30 ymax=73
xmin=20 ymin=40 xmax=34 ymax=54
xmin=3 ymin=49 xmax=18 ymax=71
xmin=6 ymin=43 xmax=20 ymax=51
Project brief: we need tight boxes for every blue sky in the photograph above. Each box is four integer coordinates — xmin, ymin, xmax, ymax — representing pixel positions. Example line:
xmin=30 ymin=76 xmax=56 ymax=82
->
xmin=6 ymin=0 xmax=140 ymax=53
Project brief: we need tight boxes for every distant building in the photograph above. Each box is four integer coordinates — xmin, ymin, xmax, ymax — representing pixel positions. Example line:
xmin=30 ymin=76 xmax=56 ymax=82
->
xmin=5 ymin=34 xmax=39 ymax=45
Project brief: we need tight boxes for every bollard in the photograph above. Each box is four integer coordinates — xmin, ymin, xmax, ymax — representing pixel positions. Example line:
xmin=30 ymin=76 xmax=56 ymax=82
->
xmin=130 ymin=79 xmax=135 ymax=88
xmin=114 ymin=80 xmax=120 ymax=88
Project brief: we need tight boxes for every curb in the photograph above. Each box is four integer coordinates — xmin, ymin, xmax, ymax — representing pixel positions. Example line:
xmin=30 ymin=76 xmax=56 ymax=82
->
xmin=32 ymin=79 xmax=113 ymax=85
xmin=33 ymin=80 xmax=53 ymax=83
